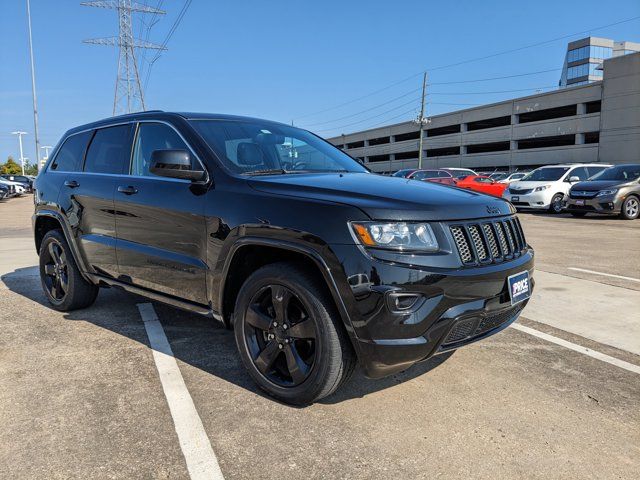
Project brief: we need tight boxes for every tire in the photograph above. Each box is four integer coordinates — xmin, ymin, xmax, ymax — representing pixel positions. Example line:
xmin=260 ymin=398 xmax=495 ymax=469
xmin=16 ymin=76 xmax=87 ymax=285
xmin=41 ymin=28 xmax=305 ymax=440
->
xmin=233 ymin=262 xmax=356 ymax=405
xmin=570 ymin=211 xmax=587 ymax=217
xmin=549 ymin=193 xmax=564 ymax=214
xmin=39 ymin=229 xmax=99 ymax=311
xmin=620 ymin=195 xmax=639 ymax=220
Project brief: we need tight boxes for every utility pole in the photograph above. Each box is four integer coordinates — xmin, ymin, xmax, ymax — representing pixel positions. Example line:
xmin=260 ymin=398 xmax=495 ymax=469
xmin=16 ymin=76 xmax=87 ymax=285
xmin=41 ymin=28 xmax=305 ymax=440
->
xmin=12 ymin=131 xmax=28 ymax=175
xmin=26 ymin=0 xmax=41 ymax=170
xmin=416 ymin=72 xmax=429 ymax=169
xmin=82 ymin=1 xmax=166 ymax=115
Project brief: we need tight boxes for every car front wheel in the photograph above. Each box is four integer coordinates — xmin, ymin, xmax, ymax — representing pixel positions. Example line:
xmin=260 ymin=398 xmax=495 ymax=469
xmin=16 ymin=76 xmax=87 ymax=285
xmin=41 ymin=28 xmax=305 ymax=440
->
xmin=549 ymin=193 xmax=564 ymax=214
xmin=620 ymin=195 xmax=639 ymax=220
xmin=39 ymin=229 xmax=99 ymax=311
xmin=233 ymin=262 xmax=355 ymax=405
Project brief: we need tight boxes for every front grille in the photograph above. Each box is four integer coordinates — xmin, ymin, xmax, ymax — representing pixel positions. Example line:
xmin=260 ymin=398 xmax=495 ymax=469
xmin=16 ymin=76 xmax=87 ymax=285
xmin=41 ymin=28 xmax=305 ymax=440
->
xmin=570 ymin=190 xmax=597 ymax=199
xmin=442 ymin=304 xmax=524 ymax=346
xmin=509 ymin=188 xmax=533 ymax=195
xmin=450 ymin=216 xmax=527 ymax=266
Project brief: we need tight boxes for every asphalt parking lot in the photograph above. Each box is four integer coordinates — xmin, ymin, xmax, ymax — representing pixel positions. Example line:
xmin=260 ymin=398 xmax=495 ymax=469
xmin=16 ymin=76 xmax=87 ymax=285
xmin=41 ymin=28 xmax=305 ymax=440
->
xmin=1 ymin=195 xmax=639 ymax=479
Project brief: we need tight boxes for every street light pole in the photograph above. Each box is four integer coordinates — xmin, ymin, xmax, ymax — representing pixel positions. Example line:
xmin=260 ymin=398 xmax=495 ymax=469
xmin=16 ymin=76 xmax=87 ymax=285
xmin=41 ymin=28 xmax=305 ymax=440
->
xmin=12 ymin=131 xmax=28 ymax=175
xmin=40 ymin=145 xmax=53 ymax=163
xmin=26 ymin=0 xmax=41 ymax=170
xmin=417 ymin=72 xmax=428 ymax=170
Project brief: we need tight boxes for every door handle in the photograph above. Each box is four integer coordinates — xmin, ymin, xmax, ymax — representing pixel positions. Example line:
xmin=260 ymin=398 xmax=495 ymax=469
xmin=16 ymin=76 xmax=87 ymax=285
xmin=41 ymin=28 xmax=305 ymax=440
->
xmin=117 ymin=185 xmax=138 ymax=195
xmin=64 ymin=180 xmax=80 ymax=188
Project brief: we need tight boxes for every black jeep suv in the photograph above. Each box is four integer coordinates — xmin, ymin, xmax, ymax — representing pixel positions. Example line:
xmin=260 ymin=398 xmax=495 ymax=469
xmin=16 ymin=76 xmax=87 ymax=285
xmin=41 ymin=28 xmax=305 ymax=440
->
xmin=33 ymin=111 xmax=534 ymax=404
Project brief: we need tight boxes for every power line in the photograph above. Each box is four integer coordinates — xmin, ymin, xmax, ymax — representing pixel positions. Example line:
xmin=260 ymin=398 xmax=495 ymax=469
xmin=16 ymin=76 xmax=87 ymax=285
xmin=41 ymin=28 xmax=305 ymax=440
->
xmin=301 ymin=68 xmax=560 ymax=127
xmin=144 ymin=0 xmax=192 ymax=92
xmin=294 ymin=15 xmax=640 ymax=120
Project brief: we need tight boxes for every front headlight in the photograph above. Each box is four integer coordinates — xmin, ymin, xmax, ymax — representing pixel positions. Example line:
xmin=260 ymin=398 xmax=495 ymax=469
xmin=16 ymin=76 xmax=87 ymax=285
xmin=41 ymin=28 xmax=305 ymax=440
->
xmin=534 ymin=185 xmax=551 ymax=192
xmin=350 ymin=222 xmax=439 ymax=251
xmin=596 ymin=189 xmax=617 ymax=197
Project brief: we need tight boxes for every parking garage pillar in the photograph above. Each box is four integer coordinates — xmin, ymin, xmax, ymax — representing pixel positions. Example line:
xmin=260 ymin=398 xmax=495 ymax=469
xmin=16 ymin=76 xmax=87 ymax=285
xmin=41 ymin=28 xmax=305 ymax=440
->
xmin=576 ymin=133 xmax=585 ymax=144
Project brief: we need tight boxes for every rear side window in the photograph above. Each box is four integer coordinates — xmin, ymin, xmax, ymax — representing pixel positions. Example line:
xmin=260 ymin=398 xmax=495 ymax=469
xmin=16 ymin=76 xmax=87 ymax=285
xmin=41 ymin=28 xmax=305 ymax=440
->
xmin=50 ymin=132 xmax=92 ymax=172
xmin=569 ymin=167 xmax=589 ymax=181
xmin=84 ymin=125 xmax=133 ymax=174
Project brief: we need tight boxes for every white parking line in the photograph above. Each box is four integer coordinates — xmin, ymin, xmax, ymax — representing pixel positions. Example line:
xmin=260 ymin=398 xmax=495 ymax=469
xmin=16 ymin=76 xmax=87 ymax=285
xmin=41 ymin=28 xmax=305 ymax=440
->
xmin=567 ymin=267 xmax=640 ymax=283
xmin=512 ymin=323 xmax=640 ymax=375
xmin=137 ymin=303 xmax=225 ymax=480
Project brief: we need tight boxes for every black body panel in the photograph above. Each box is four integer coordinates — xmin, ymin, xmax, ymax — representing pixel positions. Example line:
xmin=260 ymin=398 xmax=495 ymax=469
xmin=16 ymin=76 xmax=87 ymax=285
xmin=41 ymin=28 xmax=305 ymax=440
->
xmin=33 ymin=111 xmax=535 ymax=379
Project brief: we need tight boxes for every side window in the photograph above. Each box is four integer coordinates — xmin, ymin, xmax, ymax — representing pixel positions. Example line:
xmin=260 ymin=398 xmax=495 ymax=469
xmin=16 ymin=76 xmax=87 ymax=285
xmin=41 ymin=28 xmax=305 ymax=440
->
xmin=438 ymin=170 xmax=451 ymax=178
xmin=570 ymin=167 xmax=589 ymax=180
xmin=84 ymin=125 xmax=133 ymax=174
xmin=50 ymin=132 xmax=92 ymax=172
xmin=587 ymin=166 xmax=605 ymax=178
xmin=132 ymin=123 xmax=192 ymax=176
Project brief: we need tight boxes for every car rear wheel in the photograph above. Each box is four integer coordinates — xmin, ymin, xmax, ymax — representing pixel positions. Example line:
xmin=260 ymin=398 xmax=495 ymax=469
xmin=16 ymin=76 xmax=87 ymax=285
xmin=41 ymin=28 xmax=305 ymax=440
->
xmin=39 ymin=229 xmax=99 ymax=311
xmin=233 ymin=262 xmax=355 ymax=405
xmin=549 ymin=193 xmax=564 ymax=214
xmin=620 ymin=195 xmax=639 ymax=220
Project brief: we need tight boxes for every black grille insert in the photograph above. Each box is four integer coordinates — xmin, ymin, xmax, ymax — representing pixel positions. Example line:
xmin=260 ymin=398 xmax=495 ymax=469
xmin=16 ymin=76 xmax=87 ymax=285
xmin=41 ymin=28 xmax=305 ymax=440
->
xmin=450 ymin=216 xmax=527 ymax=266
xmin=443 ymin=304 xmax=524 ymax=346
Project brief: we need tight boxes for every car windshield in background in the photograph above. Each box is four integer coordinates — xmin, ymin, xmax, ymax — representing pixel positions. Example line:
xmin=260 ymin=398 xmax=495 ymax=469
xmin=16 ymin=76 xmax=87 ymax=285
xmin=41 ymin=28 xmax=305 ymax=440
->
xmin=590 ymin=165 xmax=640 ymax=182
xmin=190 ymin=120 xmax=368 ymax=175
xmin=522 ymin=167 xmax=570 ymax=181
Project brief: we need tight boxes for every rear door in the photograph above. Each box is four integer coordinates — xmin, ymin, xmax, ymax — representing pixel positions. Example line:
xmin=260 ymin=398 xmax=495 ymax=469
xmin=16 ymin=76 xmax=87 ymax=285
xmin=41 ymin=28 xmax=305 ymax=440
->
xmin=113 ymin=121 xmax=208 ymax=304
xmin=64 ymin=124 xmax=133 ymax=278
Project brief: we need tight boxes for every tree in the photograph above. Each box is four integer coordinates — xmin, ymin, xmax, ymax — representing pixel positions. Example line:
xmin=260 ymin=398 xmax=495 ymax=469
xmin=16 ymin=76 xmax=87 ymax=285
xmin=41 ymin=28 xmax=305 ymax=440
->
xmin=0 ymin=157 xmax=22 ymax=175
xmin=23 ymin=161 xmax=38 ymax=176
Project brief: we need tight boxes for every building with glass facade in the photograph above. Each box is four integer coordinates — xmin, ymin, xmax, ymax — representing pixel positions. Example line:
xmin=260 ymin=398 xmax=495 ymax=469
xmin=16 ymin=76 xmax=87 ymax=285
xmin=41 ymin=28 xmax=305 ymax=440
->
xmin=559 ymin=36 xmax=640 ymax=87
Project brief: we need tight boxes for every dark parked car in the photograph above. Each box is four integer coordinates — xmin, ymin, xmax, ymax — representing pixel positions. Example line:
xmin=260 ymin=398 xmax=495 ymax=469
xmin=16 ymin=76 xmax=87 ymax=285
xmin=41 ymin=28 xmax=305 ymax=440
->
xmin=0 ymin=183 xmax=8 ymax=200
xmin=33 ymin=111 xmax=534 ymax=404
xmin=565 ymin=164 xmax=640 ymax=220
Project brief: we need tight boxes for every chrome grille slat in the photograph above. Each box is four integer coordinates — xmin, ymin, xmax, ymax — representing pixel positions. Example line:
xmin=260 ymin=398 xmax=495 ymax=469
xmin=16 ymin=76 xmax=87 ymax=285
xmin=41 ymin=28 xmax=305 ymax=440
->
xmin=450 ymin=216 xmax=526 ymax=267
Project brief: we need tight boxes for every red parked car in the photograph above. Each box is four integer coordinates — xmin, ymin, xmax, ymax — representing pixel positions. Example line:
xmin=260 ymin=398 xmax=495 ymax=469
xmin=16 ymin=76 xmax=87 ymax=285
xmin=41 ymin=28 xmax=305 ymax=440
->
xmin=455 ymin=175 xmax=508 ymax=198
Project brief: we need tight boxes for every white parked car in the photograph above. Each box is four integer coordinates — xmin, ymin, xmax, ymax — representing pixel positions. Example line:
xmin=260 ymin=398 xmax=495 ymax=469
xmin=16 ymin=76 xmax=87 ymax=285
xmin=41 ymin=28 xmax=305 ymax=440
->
xmin=499 ymin=172 xmax=529 ymax=184
xmin=502 ymin=164 xmax=611 ymax=213
xmin=0 ymin=178 xmax=25 ymax=196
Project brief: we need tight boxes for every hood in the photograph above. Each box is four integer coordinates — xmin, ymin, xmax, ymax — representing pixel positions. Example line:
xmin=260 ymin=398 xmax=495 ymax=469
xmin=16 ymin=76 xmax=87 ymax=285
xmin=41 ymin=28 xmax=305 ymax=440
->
xmin=247 ymin=172 xmax=514 ymax=221
xmin=571 ymin=180 xmax=629 ymax=192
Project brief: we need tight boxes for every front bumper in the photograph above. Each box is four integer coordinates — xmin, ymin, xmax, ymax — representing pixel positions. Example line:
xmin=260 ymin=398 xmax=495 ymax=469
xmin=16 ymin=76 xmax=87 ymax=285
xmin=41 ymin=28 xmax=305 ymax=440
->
xmin=330 ymin=244 xmax=535 ymax=378
xmin=502 ymin=190 xmax=554 ymax=209
xmin=564 ymin=195 xmax=622 ymax=215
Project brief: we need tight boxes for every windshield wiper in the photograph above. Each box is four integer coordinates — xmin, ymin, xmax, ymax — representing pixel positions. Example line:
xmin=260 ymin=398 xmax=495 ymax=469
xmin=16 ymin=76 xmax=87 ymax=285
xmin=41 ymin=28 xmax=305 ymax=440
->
xmin=241 ymin=169 xmax=289 ymax=176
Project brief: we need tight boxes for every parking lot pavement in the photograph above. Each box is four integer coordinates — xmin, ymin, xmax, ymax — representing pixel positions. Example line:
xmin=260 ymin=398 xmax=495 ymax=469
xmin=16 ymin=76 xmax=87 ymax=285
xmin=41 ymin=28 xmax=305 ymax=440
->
xmin=2 ymin=196 xmax=640 ymax=479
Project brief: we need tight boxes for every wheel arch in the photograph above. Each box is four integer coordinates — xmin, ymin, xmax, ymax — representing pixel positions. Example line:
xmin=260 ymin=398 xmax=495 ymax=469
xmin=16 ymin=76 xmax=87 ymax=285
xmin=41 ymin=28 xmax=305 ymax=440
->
xmin=33 ymin=210 xmax=92 ymax=283
xmin=218 ymin=238 xmax=356 ymax=340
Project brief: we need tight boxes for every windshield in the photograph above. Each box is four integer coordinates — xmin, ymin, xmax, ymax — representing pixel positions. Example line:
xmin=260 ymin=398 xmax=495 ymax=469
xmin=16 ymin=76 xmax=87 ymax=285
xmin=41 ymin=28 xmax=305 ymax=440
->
xmin=522 ymin=167 xmax=570 ymax=182
xmin=590 ymin=165 xmax=640 ymax=182
xmin=190 ymin=120 xmax=368 ymax=175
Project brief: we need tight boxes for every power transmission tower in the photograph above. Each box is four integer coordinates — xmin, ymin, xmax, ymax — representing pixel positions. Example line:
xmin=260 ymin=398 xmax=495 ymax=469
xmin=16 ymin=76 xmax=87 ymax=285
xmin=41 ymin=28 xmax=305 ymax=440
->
xmin=414 ymin=72 xmax=430 ymax=169
xmin=81 ymin=1 xmax=166 ymax=115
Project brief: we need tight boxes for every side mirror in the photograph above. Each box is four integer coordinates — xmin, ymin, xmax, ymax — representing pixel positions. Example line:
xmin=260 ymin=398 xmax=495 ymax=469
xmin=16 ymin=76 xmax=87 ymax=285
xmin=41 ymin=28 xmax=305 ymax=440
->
xmin=568 ymin=176 xmax=580 ymax=183
xmin=149 ymin=150 xmax=206 ymax=182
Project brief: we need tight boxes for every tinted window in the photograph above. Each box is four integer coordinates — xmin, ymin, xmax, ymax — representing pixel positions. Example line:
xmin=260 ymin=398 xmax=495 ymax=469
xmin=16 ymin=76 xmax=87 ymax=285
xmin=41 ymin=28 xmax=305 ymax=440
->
xmin=590 ymin=165 xmax=640 ymax=181
xmin=522 ymin=167 xmax=570 ymax=181
xmin=586 ymin=166 xmax=606 ymax=178
xmin=50 ymin=132 xmax=92 ymax=172
xmin=569 ymin=167 xmax=589 ymax=180
xmin=190 ymin=120 xmax=366 ymax=174
xmin=437 ymin=170 xmax=452 ymax=178
xmin=132 ymin=123 xmax=192 ymax=176
xmin=84 ymin=125 xmax=133 ymax=174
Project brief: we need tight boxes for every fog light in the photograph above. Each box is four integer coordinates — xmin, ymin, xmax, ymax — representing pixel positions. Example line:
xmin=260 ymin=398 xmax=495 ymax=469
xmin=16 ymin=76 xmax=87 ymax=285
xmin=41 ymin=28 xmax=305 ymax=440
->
xmin=387 ymin=292 xmax=422 ymax=312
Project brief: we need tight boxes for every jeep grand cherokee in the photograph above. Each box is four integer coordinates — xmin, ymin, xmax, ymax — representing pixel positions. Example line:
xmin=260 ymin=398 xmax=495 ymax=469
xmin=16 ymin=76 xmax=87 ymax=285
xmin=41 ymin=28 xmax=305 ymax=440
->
xmin=33 ymin=111 xmax=534 ymax=405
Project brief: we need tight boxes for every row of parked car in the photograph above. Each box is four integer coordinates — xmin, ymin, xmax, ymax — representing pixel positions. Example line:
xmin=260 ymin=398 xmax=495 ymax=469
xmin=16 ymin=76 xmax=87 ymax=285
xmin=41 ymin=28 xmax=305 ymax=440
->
xmin=393 ymin=163 xmax=640 ymax=220
xmin=0 ymin=174 xmax=34 ymax=200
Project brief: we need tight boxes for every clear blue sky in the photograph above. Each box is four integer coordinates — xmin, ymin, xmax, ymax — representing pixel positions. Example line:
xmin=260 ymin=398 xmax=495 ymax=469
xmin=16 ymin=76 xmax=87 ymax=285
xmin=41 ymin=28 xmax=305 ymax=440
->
xmin=1 ymin=0 xmax=639 ymax=165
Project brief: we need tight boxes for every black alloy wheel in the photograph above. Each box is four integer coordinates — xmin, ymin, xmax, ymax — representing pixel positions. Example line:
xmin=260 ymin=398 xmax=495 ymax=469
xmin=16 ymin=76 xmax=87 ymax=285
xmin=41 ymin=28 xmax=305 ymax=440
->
xmin=234 ymin=262 xmax=355 ymax=405
xmin=39 ymin=229 xmax=99 ymax=311
xmin=244 ymin=284 xmax=317 ymax=387
xmin=42 ymin=239 xmax=69 ymax=303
